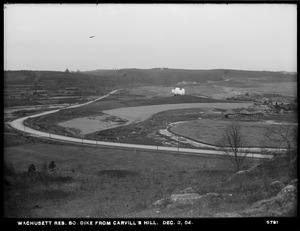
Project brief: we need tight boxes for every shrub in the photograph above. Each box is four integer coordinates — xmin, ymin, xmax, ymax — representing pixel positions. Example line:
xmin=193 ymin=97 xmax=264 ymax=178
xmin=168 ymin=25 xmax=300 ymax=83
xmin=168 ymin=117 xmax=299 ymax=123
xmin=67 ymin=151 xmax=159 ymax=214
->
xmin=49 ymin=161 xmax=56 ymax=172
xmin=27 ymin=164 xmax=36 ymax=173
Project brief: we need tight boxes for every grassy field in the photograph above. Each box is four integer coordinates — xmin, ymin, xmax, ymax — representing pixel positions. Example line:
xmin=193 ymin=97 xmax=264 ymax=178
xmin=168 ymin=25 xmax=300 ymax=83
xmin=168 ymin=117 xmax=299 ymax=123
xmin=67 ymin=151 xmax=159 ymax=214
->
xmin=5 ymin=129 xmax=282 ymax=218
xmin=170 ymin=119 xmax=298 ymax=148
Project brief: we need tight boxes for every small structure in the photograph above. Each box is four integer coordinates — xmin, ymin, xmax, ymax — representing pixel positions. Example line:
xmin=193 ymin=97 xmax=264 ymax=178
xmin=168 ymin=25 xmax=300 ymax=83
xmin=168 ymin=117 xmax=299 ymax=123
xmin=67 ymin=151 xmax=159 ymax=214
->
xmin=271 ymin=97 xmax=290 ymax=106
xmin=171 ymin=87 xmax=185 ymax=96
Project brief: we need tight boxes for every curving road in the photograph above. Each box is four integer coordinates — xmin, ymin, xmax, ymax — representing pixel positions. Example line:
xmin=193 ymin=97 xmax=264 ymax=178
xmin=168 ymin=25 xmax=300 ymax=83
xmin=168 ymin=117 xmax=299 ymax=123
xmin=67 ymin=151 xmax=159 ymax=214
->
xmin=8 ymin=90 xmax=274 ymax=159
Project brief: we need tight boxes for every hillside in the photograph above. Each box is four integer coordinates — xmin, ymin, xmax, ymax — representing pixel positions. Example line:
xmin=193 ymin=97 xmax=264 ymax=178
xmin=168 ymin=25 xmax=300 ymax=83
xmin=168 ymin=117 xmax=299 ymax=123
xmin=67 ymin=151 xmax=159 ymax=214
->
xmin=137 ymin=153 xmax=297 ymax=218
xmin=4 ymin=71 xmax=116 ymax=90
xmin=84 ymin=68 xmax=296 ymax=85
xmin=4 ymin=130 xmax=297 ymax=218
xmin=4 ymin=69 xmax=296 ymax=91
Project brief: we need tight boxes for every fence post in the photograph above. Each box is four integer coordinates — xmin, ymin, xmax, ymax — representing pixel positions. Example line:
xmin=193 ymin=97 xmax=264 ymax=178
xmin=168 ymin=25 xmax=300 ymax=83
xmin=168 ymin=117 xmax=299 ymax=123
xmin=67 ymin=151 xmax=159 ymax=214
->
xmin=177 ymin=136 xmax=179 ymax=152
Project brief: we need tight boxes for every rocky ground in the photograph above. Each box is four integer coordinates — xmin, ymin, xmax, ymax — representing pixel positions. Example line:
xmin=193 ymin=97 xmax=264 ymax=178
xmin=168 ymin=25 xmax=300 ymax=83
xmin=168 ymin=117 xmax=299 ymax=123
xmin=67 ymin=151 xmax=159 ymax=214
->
xmin=135 ymin=153 xmax=297 ymax=217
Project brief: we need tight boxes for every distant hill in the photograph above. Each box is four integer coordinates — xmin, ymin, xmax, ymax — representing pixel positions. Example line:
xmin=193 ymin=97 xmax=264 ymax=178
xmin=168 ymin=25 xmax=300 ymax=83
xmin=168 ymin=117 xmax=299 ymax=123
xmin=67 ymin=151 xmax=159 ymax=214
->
xmin=83 ymin=68 xmax=224 ymax=85
xmin=4 ymin=70 xmax=116 ymax=90
xmin=4 ymin=69 xmax=296 ymax=91
xmin=84 ymin=68 xmax=296 ymax=84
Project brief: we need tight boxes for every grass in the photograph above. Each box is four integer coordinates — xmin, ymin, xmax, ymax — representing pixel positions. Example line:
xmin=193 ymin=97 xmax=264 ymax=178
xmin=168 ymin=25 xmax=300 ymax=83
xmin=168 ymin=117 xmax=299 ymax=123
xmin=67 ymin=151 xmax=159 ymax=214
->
xmin=97 ymin=170 xmax=138 ymax=178
xmin=4 ymin=129 xmax=297 ymax=218
xmin=4 ymin=132 xmax=32 ymax=147
xmin=170 ymin=118 xmax=297 ymax=147
xmin=4 ymin=131 xmax=265 ymax=218
xmin=4 ymin=168 xmax=74 ymax=218
xmin=144 ymin=154 xmax=297 ymax=217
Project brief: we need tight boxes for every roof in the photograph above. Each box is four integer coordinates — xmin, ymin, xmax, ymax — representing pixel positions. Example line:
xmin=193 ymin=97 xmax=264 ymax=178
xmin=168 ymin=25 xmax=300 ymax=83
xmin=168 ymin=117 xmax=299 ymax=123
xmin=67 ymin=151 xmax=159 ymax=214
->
xmin=271 ymin=97 xmax=290 ymax=103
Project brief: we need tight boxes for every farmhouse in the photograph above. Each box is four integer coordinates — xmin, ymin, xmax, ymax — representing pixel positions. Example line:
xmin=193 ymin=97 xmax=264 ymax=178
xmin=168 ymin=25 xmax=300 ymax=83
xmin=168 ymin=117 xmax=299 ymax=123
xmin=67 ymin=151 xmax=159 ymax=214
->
xmin=271 ymin=97 xmax=290 ymax=106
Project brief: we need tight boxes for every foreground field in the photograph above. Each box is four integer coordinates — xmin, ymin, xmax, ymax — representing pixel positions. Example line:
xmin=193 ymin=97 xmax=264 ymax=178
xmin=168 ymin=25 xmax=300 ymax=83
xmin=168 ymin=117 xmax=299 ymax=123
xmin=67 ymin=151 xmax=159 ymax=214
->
xmin=4 ymin=130 xmax=296 ymax=218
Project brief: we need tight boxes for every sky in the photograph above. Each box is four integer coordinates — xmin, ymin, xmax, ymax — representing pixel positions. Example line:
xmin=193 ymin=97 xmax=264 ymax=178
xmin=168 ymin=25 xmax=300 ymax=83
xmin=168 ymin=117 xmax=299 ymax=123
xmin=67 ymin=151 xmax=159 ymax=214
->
xmin=4 ymin=4 xmax=297 ymax=72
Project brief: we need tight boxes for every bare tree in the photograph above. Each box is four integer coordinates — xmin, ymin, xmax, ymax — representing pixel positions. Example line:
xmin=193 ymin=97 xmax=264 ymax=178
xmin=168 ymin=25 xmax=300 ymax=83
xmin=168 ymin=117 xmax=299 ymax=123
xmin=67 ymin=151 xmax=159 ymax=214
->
xmin=217 ymin=122 xmax=249 ymax=172
xmin=261 ymin=124 xmax=297 ymax=160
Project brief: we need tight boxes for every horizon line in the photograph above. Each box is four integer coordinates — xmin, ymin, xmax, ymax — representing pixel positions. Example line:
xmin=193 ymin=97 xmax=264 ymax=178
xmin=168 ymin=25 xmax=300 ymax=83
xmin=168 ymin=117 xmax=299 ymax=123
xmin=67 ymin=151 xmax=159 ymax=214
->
xmin=4 ymin=68 xmax=297 ymax=74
